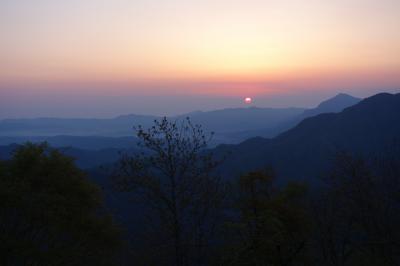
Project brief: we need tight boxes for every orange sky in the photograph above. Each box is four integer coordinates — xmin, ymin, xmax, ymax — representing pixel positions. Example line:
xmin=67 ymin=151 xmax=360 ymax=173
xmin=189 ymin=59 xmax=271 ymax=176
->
xmin=0 ymin=0 xmax=399 ymax=117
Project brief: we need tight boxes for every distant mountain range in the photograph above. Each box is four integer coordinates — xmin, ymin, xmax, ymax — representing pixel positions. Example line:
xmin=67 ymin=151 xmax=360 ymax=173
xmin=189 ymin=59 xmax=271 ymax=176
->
xmin=0 ymin=114 xmax=157 ymax=137
xmin=214 ymin=93 xmax=400 ymax=184
xmin=0 ymin=93 xmax=398 ymax=177
xmin=224 ymin=93 xmax=361 ymax=140
xmin=1 ymin=92 xmax=395 ymax=247
xmin=0 ymin=93 xmax=361 ymax=147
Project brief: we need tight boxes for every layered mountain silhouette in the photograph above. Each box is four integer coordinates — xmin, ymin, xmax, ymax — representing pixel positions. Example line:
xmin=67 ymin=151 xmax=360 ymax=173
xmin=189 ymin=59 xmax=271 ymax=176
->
xmin=0 ymin=93 xmax=360 ymax=146
xmin=0 ymin=108 xmax=304 ymax=139
xmin=234 ymin=93 xmax=361 ymax=139
xmin=214 ymin=93 xmax=400 ymax=184
xmin=300 ymin=93 xmax=361 ymax=118
xmin=0 ymin=114 xmax=157 ymax=137
xmin=0 ymin=93 xmax=398 ymax=175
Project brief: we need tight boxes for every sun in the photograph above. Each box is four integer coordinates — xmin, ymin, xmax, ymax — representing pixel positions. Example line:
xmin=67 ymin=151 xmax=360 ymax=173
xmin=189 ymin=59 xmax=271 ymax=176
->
xmin=244 ymin=97 xmax=252 ymax=104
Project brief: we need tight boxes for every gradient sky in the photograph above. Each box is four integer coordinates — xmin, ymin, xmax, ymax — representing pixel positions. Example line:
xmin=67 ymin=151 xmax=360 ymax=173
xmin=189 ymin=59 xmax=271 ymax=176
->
xmin=1 ymin=0 xmax=399 ymax=118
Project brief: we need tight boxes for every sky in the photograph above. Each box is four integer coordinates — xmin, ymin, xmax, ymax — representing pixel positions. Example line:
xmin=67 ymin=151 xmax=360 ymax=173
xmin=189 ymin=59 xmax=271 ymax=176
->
xmin=0 ymin=0 xmax=399 ymax=118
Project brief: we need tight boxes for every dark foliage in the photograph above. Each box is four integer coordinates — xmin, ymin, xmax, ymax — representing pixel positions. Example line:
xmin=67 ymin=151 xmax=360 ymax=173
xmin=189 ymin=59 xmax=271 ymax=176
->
xmin=0 ymin=143 xmax=121 ymax=266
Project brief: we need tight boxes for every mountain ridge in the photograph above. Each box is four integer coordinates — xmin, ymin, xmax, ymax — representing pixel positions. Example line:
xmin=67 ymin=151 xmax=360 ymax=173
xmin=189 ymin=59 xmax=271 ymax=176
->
xmin=214 ymin=92 xmax=400 ymax=184
xmin=0 ymin=93 xmax=362 ymax=146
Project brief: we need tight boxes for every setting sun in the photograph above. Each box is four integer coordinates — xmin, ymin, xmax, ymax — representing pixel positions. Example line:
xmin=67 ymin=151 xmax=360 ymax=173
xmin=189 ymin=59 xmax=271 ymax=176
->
xmin=1 ymin=1 xmax=400 ymax=264
xmin=244 ymin=97 xmax=252 ymax=104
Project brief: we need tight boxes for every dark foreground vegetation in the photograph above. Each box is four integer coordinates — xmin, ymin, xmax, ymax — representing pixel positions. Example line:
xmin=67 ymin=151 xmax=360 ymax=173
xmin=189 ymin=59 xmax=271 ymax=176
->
xmin=1 ymin=116 xmax=400 ymax=265
xmin=0 ymin=143 xmax=121 ymax=265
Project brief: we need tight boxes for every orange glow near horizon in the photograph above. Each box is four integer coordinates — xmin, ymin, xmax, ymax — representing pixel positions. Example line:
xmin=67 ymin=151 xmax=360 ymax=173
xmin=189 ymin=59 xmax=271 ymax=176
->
xmin=1 ymin=0 xmax=400 ymax=97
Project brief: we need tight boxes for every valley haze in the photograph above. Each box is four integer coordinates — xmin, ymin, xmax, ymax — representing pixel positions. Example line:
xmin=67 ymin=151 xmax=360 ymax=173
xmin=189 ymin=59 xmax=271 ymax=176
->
xmin=2 ymin=0 xmax=400 ymax=264
xmin=0 ymin=93 xmax=361 ymax=146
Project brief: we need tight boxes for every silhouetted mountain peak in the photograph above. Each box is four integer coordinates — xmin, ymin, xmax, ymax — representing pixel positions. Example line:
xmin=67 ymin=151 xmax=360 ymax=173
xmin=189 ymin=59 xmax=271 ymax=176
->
xmin=300 ymin=93 xmax=361 ymax=118
xmin=215 ymin=92 xmax=400 ymax=184
xmin=285 ymin=93 xmax=399 ymax=137
xmin=316 ymin=93 xmax=361 ymax=109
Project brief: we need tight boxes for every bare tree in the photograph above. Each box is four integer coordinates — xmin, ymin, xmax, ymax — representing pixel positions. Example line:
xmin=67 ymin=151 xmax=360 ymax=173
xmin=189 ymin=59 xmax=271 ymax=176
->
xmin=113 ymin=117 xmax=225 ymax=266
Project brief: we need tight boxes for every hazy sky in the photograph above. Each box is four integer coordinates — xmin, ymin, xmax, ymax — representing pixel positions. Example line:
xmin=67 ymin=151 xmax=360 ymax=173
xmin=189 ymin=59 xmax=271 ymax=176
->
xmin=1 ymin=0 xmax=399 ymax=118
